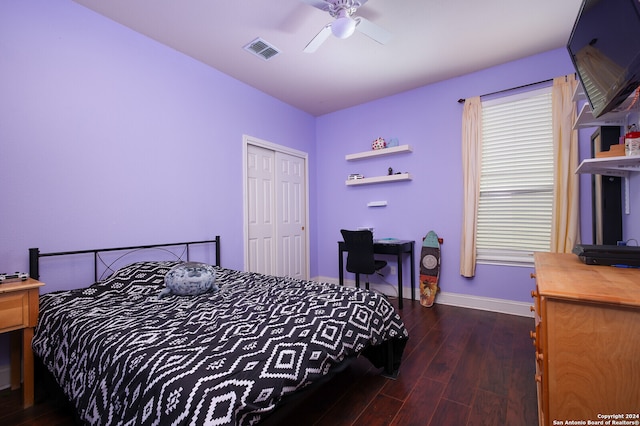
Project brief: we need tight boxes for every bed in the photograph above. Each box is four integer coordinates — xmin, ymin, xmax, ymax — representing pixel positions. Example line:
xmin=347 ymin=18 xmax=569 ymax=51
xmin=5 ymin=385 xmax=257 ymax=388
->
xmin=29 ymin=237 xmax=409 ymax=425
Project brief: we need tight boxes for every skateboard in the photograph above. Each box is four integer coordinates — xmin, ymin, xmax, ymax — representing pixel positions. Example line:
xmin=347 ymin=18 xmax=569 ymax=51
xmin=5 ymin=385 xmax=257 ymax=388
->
xmin=419 ymin=230 xmax=441 ymax=307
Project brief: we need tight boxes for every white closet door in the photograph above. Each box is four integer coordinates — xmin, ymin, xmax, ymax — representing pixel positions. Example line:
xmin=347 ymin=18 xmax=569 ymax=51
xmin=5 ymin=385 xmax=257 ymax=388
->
xmin=247 ymin=144 xmax=276 ymax=275
xmin=275 ymin=151 xmax=307 ymax=280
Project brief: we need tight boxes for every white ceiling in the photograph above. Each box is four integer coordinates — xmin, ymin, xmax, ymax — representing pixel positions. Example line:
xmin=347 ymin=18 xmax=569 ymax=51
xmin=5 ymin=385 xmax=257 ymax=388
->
xmin=73 ymin=0 xmax=584 ymax=116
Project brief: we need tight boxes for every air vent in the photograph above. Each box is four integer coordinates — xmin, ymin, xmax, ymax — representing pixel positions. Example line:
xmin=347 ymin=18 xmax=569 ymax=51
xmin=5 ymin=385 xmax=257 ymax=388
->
xmin=244 ymin=38 xmax=280 ymax=61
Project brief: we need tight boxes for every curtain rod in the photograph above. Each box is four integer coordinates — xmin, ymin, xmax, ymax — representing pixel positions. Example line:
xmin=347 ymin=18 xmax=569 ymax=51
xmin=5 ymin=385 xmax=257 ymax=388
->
xmin=457 ymin=78 xmax=554 ymax=104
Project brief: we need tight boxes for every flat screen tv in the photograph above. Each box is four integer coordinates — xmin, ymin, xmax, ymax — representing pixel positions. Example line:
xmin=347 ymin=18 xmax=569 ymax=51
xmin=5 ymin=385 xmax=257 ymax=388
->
xmin=567 ymin=0 xmax=640 ymax=118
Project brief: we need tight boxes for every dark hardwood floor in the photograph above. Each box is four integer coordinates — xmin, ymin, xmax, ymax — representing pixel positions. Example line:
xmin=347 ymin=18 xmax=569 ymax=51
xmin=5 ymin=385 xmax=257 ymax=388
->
xmin=0 ymin=300 xmax=538 ymax=425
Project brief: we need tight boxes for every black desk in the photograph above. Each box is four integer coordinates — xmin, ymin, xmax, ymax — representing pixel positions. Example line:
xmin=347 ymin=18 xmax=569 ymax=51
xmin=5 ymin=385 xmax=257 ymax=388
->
xmin=338 ymin=239 xmax=415 ymax=309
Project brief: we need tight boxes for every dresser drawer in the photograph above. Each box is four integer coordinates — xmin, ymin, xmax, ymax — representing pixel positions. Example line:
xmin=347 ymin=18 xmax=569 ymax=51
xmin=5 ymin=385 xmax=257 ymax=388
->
xmin=0 ymin=291 xmax=29 ymax=333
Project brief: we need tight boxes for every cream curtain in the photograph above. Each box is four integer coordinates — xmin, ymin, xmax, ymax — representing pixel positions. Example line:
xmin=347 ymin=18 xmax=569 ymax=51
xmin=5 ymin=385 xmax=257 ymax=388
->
xmin=459 ymin=96 xmax=482 ymax=277
xmin=460 ymin=76 xmax=580 ymax=275
xmin=550 ymin=75 xmax=580 ymax=252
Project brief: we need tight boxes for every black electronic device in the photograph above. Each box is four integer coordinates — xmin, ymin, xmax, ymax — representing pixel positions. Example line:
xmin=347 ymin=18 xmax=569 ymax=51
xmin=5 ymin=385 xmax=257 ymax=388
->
xmin=567 ymin=0 xmax=640 ymax=118
xmin=573 ymin=244 xmax=640 ymax=266
xmin=0 ymin=271 xmax=29 ymax=283
xmin=590 ymin=127 xmax=622 ymax=245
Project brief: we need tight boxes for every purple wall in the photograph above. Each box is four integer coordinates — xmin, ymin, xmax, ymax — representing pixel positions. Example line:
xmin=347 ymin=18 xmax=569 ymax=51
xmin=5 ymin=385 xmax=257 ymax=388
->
xmin=314 ymin=48 xmax=627 ymax=304
xmin=628 ymin=173 xmax=640 ymax=238
xmin=0 ymin=0 xmax=316 ymax=289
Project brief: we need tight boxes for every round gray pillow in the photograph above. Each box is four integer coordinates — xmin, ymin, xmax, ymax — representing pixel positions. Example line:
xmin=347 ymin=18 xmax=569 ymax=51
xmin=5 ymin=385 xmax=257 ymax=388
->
xmin=159 ymin=262 xmax=218 ymax=298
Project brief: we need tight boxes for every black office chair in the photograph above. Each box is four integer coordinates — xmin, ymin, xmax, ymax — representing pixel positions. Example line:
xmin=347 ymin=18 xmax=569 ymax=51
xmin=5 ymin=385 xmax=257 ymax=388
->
xmin=340 ymin=229 xmax=387 ymax=290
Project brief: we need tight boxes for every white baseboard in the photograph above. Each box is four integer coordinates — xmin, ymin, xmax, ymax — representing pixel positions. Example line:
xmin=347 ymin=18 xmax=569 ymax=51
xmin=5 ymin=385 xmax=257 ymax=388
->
xmin=434 ymin=291 xmax=534 ymax=317
xmin=0 ymin=364 xmax=10 ymax=391
xmin=313 ymin=275 xmax=534 ymax=318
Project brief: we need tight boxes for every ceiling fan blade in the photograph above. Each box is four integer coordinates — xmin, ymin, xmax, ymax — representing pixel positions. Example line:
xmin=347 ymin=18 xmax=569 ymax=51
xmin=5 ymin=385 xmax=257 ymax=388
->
xmin=303 ymin=24 xmax=332 ymax=53
xmin=354 ymin=16 xmax=391 ymax=45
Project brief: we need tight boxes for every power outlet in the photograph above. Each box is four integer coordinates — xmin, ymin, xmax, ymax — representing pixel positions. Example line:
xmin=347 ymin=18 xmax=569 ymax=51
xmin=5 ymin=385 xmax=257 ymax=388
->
xmin=389 ymin=266 xmax=397 ymax=275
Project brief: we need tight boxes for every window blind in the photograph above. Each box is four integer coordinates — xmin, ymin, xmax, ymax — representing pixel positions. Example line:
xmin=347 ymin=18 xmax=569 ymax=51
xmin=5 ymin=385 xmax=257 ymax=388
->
xmin=477 ymin=87 xmax=553 ymax=266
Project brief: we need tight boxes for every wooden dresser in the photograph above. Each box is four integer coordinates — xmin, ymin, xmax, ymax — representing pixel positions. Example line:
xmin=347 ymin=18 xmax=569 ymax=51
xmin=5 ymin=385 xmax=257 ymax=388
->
xmin=0 ymin=278 xmax=44 ymax=408
xmin=531 ymin=253 xmax=640 ymax=426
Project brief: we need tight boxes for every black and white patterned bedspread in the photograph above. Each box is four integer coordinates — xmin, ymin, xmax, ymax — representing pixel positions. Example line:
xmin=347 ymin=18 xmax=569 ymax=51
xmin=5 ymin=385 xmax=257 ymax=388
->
xmin=33 ymin=261 xmax=408 ymax=426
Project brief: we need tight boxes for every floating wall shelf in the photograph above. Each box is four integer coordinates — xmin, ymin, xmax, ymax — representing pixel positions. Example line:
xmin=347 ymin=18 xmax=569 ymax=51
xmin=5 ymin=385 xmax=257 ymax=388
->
xmin=576 ymin=155 xmax=640 ymax=214
xmin=575 ymin=155 xmax=640 ymax=176
xmin=573 ymin=103 xmax=627 ymax=129
xmin=571 ymin=83 xmax=639 ymax=129
xmin=345 ymin=144 xmax=412 ymax=161
xmin=346 ymin=173 xmax=412 ymax=186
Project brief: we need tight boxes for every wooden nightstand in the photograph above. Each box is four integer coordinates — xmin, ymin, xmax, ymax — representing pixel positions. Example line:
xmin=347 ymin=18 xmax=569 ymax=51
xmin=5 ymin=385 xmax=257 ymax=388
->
xmin=0 ymin=278 xmax=44 ymax=408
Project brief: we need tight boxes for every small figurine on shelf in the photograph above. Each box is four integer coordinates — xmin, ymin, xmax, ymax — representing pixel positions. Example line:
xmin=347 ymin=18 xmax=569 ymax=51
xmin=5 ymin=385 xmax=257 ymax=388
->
xmin=625 ymin=124 xmax=640 ymax=156
xmin=388 ymin=167 xmax=393 ymax=175
xmin=372 ymin=137 xmax=386 ymax=150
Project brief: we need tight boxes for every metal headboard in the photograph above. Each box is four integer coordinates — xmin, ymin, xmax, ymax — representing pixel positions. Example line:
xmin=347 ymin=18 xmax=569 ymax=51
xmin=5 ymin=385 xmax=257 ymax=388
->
xmin=29 ymin=236 xmax=220 ymax=282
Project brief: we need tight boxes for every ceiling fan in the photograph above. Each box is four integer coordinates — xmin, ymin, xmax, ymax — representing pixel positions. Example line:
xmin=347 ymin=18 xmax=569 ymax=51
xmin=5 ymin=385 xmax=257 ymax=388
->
xmin=301 ymin=0 xmax=392 ymax=53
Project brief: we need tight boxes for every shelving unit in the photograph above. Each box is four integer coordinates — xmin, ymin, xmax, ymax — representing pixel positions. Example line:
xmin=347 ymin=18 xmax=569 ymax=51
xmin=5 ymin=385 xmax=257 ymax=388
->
xmin=571 ymin=83 xmax=638 ymax=129
xmin=572 ymin=81 xmax=640 ymax=214
xmin=346 ymin=173 xmax=412 ymax=186
xmin=575 ymin=155 xmax=640 ymax=176
xmin=573 ymin=103 xmax=627 ymax=129
xmin=576 ymin=155 xmax=640 ymax=214
xmin=345 ymin=144 xmax=413 ymax=186
xmin=345 ymin=144 xmax=412 ymax=161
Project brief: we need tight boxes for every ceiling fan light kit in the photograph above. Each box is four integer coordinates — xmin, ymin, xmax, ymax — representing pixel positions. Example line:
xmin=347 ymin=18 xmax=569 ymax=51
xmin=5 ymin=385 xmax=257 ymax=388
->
xmin=302 ymin=0 xmax=390 ymax=53
xmin=331 ymin=13 xmax=356 ymax=39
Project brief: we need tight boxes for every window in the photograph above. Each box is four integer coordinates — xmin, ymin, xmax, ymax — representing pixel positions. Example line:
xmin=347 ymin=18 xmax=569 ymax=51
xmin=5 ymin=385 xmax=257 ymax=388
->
xmin=476 ymin=86 xmax=553 ymax=266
